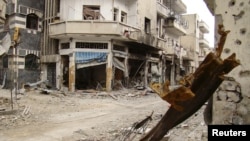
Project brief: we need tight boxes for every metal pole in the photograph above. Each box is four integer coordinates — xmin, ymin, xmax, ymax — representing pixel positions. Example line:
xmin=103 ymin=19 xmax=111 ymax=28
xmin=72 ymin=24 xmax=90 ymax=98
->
xmin=15 ymin=45 xmax=18 ymax=99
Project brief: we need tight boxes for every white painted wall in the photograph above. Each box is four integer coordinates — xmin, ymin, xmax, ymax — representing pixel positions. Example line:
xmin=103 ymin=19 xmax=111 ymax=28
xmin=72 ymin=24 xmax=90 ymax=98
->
xmin=59 ymin=0 xmax=138 ymax=27
xmin=204 ymin=0 xmax=250 ymax=124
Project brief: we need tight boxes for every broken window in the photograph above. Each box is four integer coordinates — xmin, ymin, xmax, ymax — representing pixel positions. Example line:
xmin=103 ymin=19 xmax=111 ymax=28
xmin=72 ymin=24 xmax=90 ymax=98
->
xmin=145 ymin=17 xmax=151 ymax=34
xmin=26 ymin=13 xmax=38 ymax=30
xmin=121 ymin=11 xmax=127 ymax=23
xmin=25 ymin=54 xmax=39 ymax=70
xmin=83 ymin=5 xmax=101 ymax=20
xmin=113 ymin=8 xmax=118 ymax=21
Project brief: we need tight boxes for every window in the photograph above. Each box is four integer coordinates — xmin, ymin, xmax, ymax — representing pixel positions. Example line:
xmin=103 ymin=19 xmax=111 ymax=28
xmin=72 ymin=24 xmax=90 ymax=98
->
xmin=145 ymin=17 xmax=151 ymax=33
xmin=2 ymin=55 xmax=8 ymax=68
xmin=113 ymin=8 xmax=118 ymax=21
xmin=25 ymin=54 xmax=39 ymax=70
xmin=26 ymin=13 xmax=38 ymax=30
xmin=61 ymin=43 xmax=70 ymax=49
xmin=83 ymin=5 xmax=100 ymax=20
xmin=121 ymin=11 xmax=127 ymax=23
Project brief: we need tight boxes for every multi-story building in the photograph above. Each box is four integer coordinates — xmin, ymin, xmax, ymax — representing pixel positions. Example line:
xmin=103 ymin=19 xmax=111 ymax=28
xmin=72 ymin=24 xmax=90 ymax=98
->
xmin=157 ymin=0 xmax=189 ymax=85
xmin=0 ymin=0 xmax=191 ymax=92
xmin=0 ymin=0 xmax=44 ymax=89
xmin=41 ymin=0 xmax=189 ymax=92
xmin=180 ymin=14 xmax=210 ymax=74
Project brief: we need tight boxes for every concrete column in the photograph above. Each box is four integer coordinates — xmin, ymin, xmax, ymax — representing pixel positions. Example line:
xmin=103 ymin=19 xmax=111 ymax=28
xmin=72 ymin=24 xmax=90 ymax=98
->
xmin=124 ymin=47 xmax=129 ymax=87
xmin=106 ymin=41 xmax=113 ymax=92
xmin=68 ymin=40 xmax=75 ymax=92
xmin=159 ymin=51 xmax=164 ymax=83
xmin=170 ymin=56 xmax=175 ymax=85
xmin=68 ymin=53 xmax=75 ymax=92
xmin=56 ymin=58 xmax=61 ymax=90
xmin=144 ymin=54 xmax=149 ymax=86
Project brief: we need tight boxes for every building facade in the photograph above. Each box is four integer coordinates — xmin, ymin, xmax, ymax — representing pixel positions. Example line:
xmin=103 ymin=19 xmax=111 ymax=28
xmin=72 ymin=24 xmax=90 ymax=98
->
xmin=0 ymin=0 xmax=211 ymax=93
xmin=42 ymin=0 xmax=193 ymax=92
xmin=181 ymin=14 xmax=210 ymax=74
xmin=0 ymin=0 xmax=44 ymax=89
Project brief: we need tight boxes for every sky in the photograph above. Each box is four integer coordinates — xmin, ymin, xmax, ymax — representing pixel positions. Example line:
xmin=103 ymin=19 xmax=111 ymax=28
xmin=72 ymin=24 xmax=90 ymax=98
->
xmin=182 ymin=0 xmax=215 ymax=47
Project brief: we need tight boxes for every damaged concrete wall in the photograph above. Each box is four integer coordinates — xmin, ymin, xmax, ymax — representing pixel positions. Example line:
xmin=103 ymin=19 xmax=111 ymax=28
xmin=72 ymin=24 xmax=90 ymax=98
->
xmin=204 ymin=0 xmax=250 ymax=124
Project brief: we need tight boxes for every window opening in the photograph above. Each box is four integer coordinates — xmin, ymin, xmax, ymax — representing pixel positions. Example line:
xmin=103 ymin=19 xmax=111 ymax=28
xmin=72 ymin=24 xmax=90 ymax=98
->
xmin=25 ymin=54 xmax=39 ymax=70
xmin=145 ymin=17 xmax=151 ymax=33
xmin=121 ymin=11 xmax=127 ymax=23
xmin=26 ymin=13 xmax=38 ymax=30
xmin=76 ymin=42 xmax=108 ymax=49
xmin=2 ymin=55 xmax=8 ymax=68
xmin=113 ymin=8 xmax=118 ymax=21
xmin=83 ymin=5 xmax=101 ymax=20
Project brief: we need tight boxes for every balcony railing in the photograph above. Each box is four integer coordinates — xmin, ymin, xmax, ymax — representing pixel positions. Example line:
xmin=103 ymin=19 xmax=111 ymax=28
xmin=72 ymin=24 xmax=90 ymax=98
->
xmin=165 ymin=0 xmax=187 ymax=14
xmin=182 ymin=49 xmax=194 ymax=61
xmin=49 ymin=20 xmax=141 ymax=40
xmin=164 ymin=15 xmax=187 ymax=36
xmin=157 ymin=1 xmax=170 ymax=17
xmin=199 ymin=21 xmax=209 ymax=33
xmin=199 ymin=37 xmax=209 ymax=48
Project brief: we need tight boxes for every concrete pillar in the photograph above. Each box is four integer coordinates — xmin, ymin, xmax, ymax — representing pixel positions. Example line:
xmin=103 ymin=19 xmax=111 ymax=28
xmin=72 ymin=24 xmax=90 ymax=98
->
xmin=170 ymin=56 xmax=175 ymax=85
xmin=159 ymin=52 xmax=164 ymax=83
xmin=144 ymin=54 xmax=149 ymax=86
xmin=106 ymin=41 xmax=113 ymax=92
xmin=68 ymin=40 xmax=75 ymax=92
xmin=68 ymin=53 xmax=75 ymax=92
xmin=124 ymin=47 xmax=129 ymax=87
xmin=56 ymin=58 xmax=61 ymax=90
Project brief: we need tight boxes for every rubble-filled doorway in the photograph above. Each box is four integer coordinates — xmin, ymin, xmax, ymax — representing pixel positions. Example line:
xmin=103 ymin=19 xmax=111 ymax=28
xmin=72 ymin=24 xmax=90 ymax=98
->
xmin=75 ymin=64 xmax=106 ymax=90
xmin=128 ymin=59 xmax=145 ymax=88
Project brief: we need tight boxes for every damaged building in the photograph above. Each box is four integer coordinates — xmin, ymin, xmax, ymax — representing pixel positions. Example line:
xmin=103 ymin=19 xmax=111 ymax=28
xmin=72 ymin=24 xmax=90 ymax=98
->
xmin=0 ymin=0 xmax=44 ymax=89
xmin=0 ymin=0 xmax=211 ymax=92
xmin=43 ymin=0 xmax=194 ymax=92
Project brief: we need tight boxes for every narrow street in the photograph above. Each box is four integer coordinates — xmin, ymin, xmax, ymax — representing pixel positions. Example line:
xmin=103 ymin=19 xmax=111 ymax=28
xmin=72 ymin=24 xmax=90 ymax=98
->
xmin=0 ymin=88 xmax=207 ymax=141
xmin=0 ymin=88 xmax=167 ymax=141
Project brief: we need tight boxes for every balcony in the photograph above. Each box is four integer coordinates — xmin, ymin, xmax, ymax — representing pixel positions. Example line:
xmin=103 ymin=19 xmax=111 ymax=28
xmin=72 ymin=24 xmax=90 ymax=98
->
xmin=165 ymin=0 xmax=187 ymax=14
xmin=164 ymin=16 xmax=187 ymax=36
xmin=49 ymin=20 xmax=140 ymax=40
xmin=164 ymin=46 xmax=175 ymax=55
xmin=157 ymin=1 xmax=170 ymax=17
xmin=199 ymin=21 xmax=209 ymax=33
xmin=199 ymin=37 xmax=209 ymax=48
xmin=172 ymin=0 xmax=187 ymax=14
xmin=182 ymin=49 xmax=194 ymax=61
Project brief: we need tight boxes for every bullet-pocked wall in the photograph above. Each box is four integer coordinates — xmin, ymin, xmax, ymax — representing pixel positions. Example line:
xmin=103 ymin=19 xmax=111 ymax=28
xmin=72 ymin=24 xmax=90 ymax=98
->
xmin=204 ymin=0 xmax=250 ymax=124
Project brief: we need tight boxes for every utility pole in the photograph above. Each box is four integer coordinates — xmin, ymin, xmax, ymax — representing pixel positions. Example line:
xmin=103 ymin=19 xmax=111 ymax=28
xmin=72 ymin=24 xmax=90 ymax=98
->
xmin=11 ymin=27 xmax=20 ymax=104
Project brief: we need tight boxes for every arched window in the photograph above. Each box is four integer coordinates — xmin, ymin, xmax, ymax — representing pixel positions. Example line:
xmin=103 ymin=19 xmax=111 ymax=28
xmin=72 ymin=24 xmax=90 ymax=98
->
xmin=25 ymin=54 xmax=39 ymax=69
xmin=26 ymin=13 xmax=38 ymax=30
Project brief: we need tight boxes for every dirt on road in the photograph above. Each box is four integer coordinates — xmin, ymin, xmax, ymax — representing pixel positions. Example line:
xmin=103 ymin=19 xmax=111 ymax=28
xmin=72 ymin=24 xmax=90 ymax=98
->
xmin=0 ymin=88 xmax=208 ymax=141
